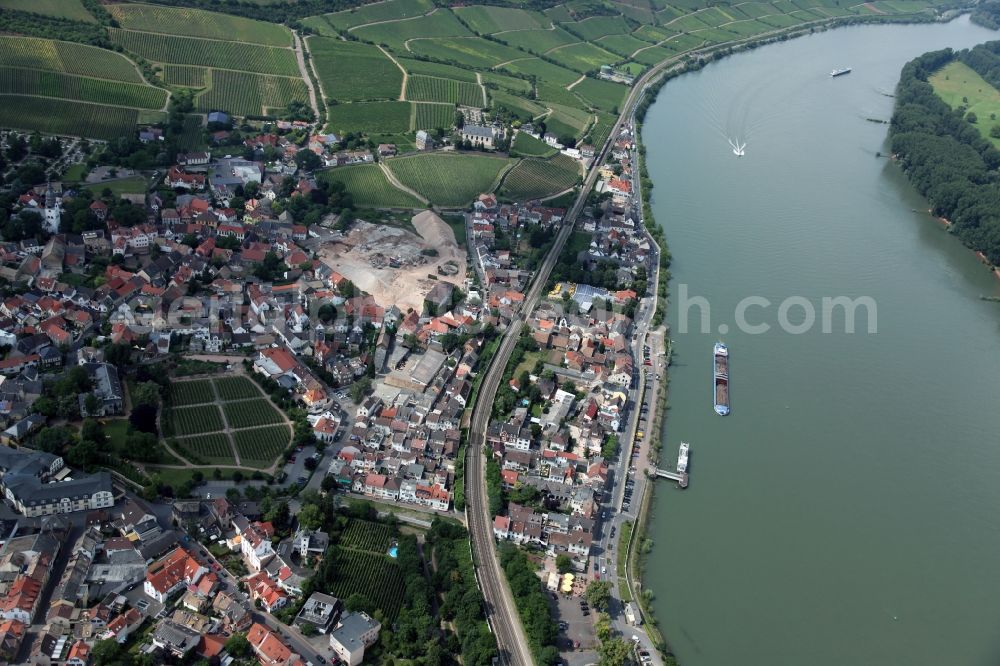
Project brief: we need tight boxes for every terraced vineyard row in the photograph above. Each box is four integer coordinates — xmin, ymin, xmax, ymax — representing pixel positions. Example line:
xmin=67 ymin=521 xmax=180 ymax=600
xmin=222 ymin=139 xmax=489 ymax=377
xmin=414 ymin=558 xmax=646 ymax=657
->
xmin=341 ymin=520 xmax=396 ymax=554
xmin=386 ymin=153 xmax=514 ymax=207
xmin=406 ymin=75 xmax=482 ymax=107
xmin=413 ymin=103 xmax=456 ymax=132
xmin=162 ymin=404 xmax=224 ymax=437
xmin=107 ymin=3 xmax=292 ymax=47
xmin=500 ymin=154 xmax=581 ymax=201
xmin=164 ymin=65 xmax=207 ymax=88
xmin=196 ymin=70 xmax=309 ymax=117
xmin=0 ymin=36 xmax=144 ymax=83
xmin=323 ymin=549 xmax=405 ymax=621
xmin=0 ymin=95 xmax=146 ymax=140
xmin=0 ymin=68 xmax=166 ymax=109
xmin=173 ymin=434 xmax=236 ymax=465
xmin=233 ymin=425 xmax=290 ymax=468
xmin=223 ymin=399 xmax=284 ymax=429
xmin=214 ymin=376 xmax=260 ymax=401
xmin=109 ymin=29 xmax=299 ymax=77
xmin=169 ymin=379 xmax=216 ymax=406
xmin=318 ymin=164 xmax=424 ymax=208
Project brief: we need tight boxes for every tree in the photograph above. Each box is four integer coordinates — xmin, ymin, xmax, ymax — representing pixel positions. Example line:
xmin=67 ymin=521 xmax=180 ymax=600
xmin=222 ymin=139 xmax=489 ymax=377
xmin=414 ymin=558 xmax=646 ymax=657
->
xmin=132 ymin=381 xmax=161 ymax=408
xmin=555 ymin=553 xmax=573 ymax=574
xmin=83 ymin=393 xmax=102 ymax=416
xmin=300 ymin=622 xmax=318 ymax=637
xmin=349 ymin=377 xmax=372 ymax=404
xmin=297 ymin=503 xmax=324 ymax=530
xmin=598 ymin=637 xmax=632 ymax=666
xmin=321 ymin=475 xmax=337 ymax=493
xmin=92 ymin=639 xmax=124 ymax=666
xmin=967 ymin=111 xmax=978 ymax=124
xmin=585 ymin=580 xmax=612 ymax=612
xmin=224 ymin=633 xmax=251 ymax=658
xmin=295 ymin=148 xmax=322 ymax=172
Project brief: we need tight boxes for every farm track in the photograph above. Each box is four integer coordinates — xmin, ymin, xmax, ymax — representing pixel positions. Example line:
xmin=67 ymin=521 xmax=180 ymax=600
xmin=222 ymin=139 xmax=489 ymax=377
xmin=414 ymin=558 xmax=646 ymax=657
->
xmin=567 ymin=74 xmax=586 ymax=91
xmin=292 ymin=31 xmax=322 ymax=126
xmin=347 ymin=7 xmax=439 ymax=33
xmin=475 ymin=71 xmax=487 ymax=107
xmin=378 ymin=161 xmax=429 ymax=204
xmin=378 ymin=45 xmax=409 ymax=101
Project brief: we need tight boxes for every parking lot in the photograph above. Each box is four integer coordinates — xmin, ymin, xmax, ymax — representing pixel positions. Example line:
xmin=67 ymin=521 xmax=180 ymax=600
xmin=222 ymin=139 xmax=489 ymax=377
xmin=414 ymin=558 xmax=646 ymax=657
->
xmin=552 ymin=592 xmax=598 ymax=653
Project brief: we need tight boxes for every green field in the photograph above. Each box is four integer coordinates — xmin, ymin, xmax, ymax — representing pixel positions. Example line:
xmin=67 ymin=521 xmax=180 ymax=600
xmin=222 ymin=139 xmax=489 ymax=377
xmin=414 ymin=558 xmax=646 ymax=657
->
xmin=409 ymin=37 xmax=522 ymax=69
xmin=214 ymin=376 xmax=260 ymax=401
xmin=548 ymin=42 xmax=622 ymax=72
xmin=313 ymin=0 xmax=435 ymax=32
xmin=309 ymin=37 xmax=403 ymax=102
xmin=107 ymin=4 xmax=291 ymax=46
xmin=386 ymin=153 xmax=514 ymax=206
xmin=501 ymin=57 xmax=580 ymax=87
xmin=511 ymin=132 xmax=558 ymax=158
xmin=929 ymin=60 xmax=1000 ymax=147
xmin=0 ymin=36 xmax=145 ymax=83
xmin=320 ymin=164 xmax=423 ymax=208
xmin=586 ymin=112 xmax=617 ymax=150
xmin=0 ymin=68 xmax=166 ymax=109
xmin=223 ymin=398 xmax=285 ymax=429
xmin=398 ymin=57 xmax=479 ymax=82
xmin=110 ymin=29 xmax=299 ymax=76
xmin=328 ymin=101 xmax=412 ymax=134
xmin=196 ymin=69 xmax=308 ymax=117
xmin=407 ymin=75 xmax=482 ymax=107
xmin=233 ymin=425 xmax=291 ymax=468
xmin=564 ymin=15 xmax=632 ymax=40
xmin=0 ymin=95 xmax=148 ymax=140
xmin=480 ymin=70 xmax=533 ymax=94
xmin=84 ymin=175 xmax=148 ymax=196
xmin=500 ymin=154 xmax=580 ymax=200
xmin=454 ymin=5 xmax=548 ymax=33
xmin=498 ymin=27 xmax=578 ymax=55
xmin=491 ymin=90 xmax=548 ymax=120
xmin=352 ymin=9 xmax=473 ymax=50
xmin=572 ymin=77 xmax=628 ymax=113
xmin=0 ymin=0 xmax=95 ymax=22
xmin=170 ymin=379 xmax=216 ymax=406
xmin=163 ymin=404 xmax=224 ymax=437
xmin=596 ymin=33 xmax=655 ymax=58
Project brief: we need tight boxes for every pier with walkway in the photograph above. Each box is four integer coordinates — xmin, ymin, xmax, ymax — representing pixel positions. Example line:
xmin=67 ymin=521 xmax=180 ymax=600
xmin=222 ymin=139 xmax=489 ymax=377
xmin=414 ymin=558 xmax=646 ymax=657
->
xmin=653 ymin=468 xmax=688 ymax=488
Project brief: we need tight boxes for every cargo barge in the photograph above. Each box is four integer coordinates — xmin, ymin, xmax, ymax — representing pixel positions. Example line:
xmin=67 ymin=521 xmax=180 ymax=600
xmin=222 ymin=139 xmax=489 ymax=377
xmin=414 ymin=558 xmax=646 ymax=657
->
xmin=713 ymin=342 xmax=730 ymax=416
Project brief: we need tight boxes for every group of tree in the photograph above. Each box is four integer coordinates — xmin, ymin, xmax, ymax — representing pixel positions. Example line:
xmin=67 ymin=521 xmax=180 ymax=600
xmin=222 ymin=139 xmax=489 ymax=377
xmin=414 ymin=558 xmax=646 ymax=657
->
xmin=889 ymin=44 xmax=1000 ymax=264
xmin=498 ymin=542 xmax=561 ymax=666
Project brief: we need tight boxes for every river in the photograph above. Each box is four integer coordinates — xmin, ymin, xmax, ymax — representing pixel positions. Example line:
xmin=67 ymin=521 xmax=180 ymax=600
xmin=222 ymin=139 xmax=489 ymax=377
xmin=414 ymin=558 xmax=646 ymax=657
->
xmin=642 ymin=14 xmax=1000 ymax=666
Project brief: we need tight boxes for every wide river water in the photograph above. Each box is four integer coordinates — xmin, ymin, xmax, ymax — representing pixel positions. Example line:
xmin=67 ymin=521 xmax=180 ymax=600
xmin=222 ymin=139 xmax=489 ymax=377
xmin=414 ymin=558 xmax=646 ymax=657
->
xmin=643 ymin=14 xmax=1000 ymax=666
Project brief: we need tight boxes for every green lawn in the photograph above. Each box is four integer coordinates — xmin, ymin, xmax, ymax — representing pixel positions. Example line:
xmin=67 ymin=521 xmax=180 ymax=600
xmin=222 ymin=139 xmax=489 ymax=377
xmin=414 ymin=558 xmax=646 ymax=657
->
xmin=85 ymin=175 xmax=148 ymax=196
xmin=63 ymin=163 xmax=87 ymax=182
xmin=929 ymin=60 xmax=1000 ymax=148
xmin=511 ymin=132 xmax=558 ymax=158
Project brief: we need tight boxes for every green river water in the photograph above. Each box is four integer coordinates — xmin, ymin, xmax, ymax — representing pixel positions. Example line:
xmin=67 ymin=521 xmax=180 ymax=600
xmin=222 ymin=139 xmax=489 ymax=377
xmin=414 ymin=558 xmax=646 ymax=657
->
xmin=643 ymin=15 xmax=1000 ymax=666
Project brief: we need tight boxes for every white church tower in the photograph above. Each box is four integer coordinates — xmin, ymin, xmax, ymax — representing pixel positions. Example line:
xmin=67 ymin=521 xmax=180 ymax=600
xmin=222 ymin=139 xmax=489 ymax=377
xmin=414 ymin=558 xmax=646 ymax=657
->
xmin=43 ymin=180 xmax=60 ymax=234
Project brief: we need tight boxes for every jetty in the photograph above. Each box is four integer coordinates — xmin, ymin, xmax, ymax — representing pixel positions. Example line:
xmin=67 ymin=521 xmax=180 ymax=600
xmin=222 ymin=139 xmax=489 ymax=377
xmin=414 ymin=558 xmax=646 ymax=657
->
xmin=653 ymin=468 xmax=688 ymax=488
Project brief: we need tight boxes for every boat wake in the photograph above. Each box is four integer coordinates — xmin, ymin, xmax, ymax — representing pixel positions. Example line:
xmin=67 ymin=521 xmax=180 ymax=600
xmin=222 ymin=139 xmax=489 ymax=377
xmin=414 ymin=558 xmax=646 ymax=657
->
xmin=728 ymin=137 xmax=746 ymax=157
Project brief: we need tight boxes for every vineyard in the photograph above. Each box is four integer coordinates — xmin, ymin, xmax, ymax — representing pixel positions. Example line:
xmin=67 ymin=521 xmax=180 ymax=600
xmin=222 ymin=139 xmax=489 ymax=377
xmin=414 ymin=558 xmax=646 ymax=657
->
xmin=106 ymin=4 xmax=292 ymax=47
xmin=172 ymin=433 xmax=237 ymax=465
xmin=318 ymin=164 xmax=423 ymax=209
xmin=308 ymin=0 xmax=434 ymax=33
xmin=327 ymin=101 xmax=411 ymax=136
xmin=196 ymin=70 xmax=309 ymax=117
xmin=223 ymin=398 xmax=284 ymax=429
xmin=386 ymin=153 xmax=514 ymax=207
xmin=308 ymin=38 xmax=403 ymax=103
xmin=0 ymin=36 xmax=145 ymax=83
xmin=406 ymin=75 xmax=482 ymax=108
xmin=0 ymin=95 xmax=147 ymax=140
xmin=163 ymin=404 xmax=224 ymax=437
xmin=214 ymin=376 xmax=260 ymax=401
xmin=340 ymin=519 xmax=396 ymax=554
xmin=500 ymin=154 xmax=580 ymax=201
xmin=109 ymin=29 xmax=299 ymax=77
xmin=233 ymin=425 xmax=291 ymax=468
xmin=169 ymin=379 xmax=215 ymax=406
xmin=0 ymin=68 xmax=166 ymax=109
xmin=164 ymin=65 xmax=207 ymax=88
xmin=412 ymin=103 xmax=455 ymax=132
xmin=323 ymin=549 xmax=405 ymax=622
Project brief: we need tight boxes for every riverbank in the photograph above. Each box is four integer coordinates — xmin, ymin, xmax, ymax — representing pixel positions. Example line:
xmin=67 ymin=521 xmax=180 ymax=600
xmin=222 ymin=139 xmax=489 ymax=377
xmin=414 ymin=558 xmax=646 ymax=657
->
xmin=619 ymin=7 xmax=985 ymax=665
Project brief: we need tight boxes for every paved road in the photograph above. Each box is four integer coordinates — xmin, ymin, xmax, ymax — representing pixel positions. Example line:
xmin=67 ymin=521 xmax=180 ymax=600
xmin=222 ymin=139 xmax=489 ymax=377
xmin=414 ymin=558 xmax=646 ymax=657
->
xmin=465 ymin=53 xmax=685 ymax=665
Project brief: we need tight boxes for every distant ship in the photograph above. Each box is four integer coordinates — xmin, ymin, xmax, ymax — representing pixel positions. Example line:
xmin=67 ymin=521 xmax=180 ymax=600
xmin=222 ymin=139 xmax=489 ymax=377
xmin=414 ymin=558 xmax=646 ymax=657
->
xmin=713 ymin=342 xmax=730 ymax=416
xmin=677 ymin=442 xmax=690 ymax=473
xmin=830 ymin=67 xmax=852 ymax=77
